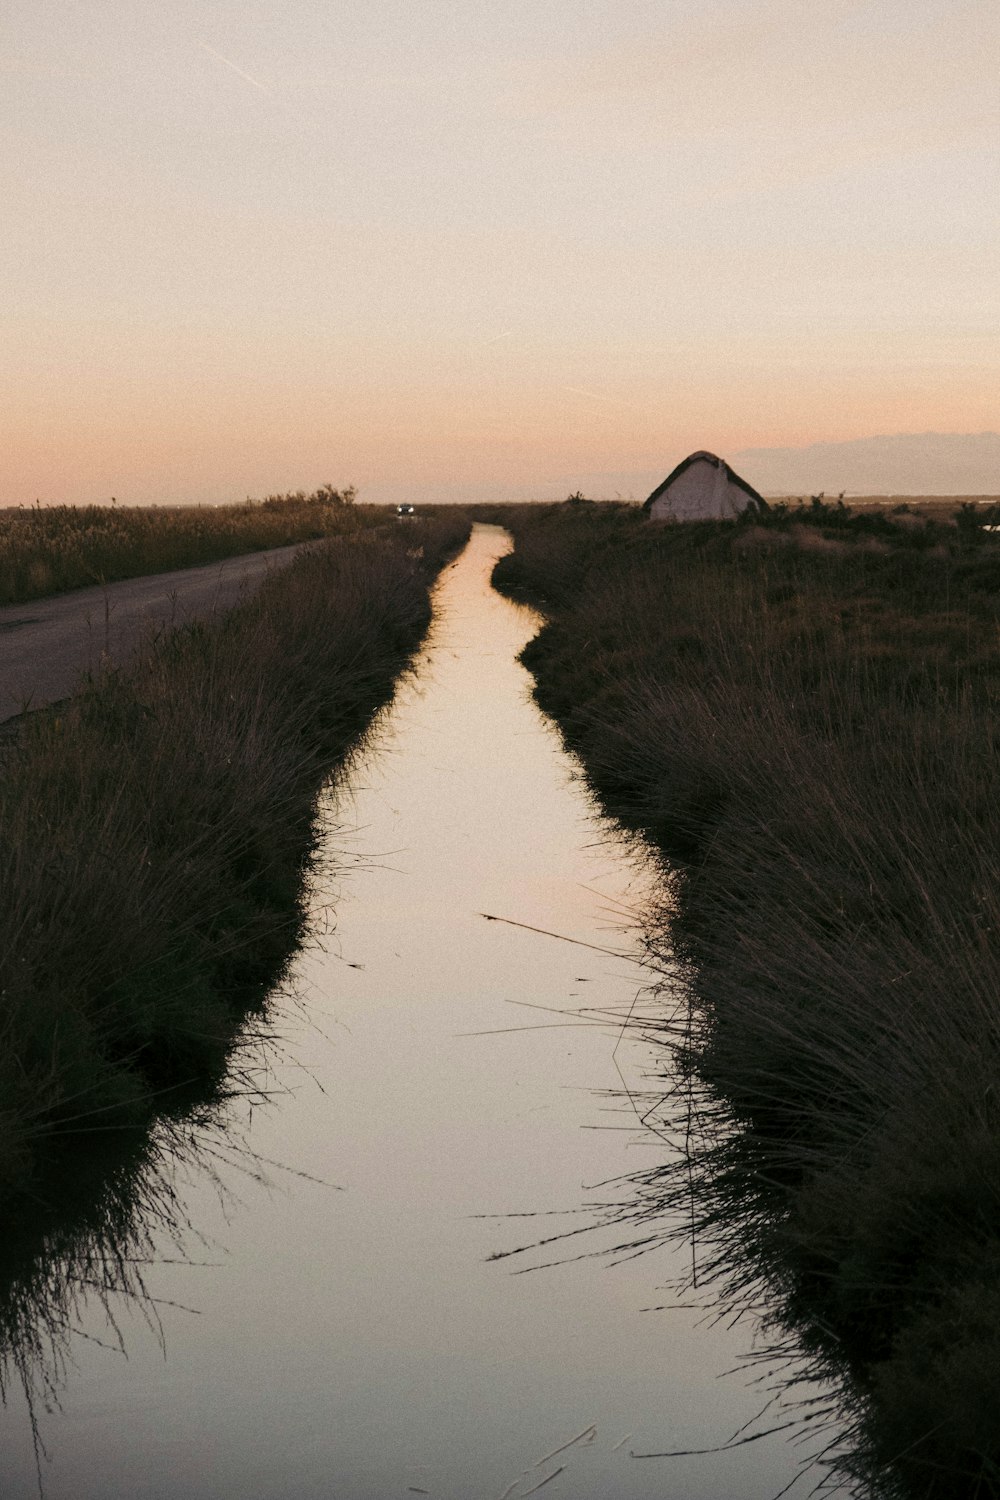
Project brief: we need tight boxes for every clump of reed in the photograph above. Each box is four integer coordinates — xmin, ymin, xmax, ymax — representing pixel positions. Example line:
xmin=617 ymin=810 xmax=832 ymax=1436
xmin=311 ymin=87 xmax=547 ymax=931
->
xmin=492 ymin=500 xmax=1000 ymax=1497
xmin=0 ymin=488 xmax=381 ymax=605
xmin=0 ymin=512 xmax=471 ymax=1203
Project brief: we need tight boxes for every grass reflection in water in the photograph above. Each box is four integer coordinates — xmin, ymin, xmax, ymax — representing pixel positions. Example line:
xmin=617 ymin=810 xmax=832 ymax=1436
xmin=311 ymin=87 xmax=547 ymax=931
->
xmin=476 ymin=915 xmax=870 ymax=1500
xmin=0 ymin=1003 xmax=333 ymax=1493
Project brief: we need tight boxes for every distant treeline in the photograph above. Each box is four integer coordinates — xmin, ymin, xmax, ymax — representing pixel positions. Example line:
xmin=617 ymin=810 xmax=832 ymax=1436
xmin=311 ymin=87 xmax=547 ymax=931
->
xmin=491 ymin=497 xmax=1000 ymax=1498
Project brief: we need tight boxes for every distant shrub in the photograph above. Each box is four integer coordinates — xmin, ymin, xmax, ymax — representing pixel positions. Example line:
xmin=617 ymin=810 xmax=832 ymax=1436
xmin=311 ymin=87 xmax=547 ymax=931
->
xmin=259 ymin=483 xmax=357 ymax=509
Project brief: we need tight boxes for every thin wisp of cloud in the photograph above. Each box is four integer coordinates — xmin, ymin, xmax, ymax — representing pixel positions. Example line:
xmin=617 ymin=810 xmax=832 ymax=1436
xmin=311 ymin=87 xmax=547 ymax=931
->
xmin=199 ymin=42 xmax=271 ymax=94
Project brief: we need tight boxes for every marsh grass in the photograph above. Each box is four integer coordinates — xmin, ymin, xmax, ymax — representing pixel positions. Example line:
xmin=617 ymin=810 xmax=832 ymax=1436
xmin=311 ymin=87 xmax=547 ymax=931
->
xmin=492 ymin=500 xmax=1000 ymax=1497
xmin=0 ymin=513 xmax=471 ymax=1203
xmin=0 ymin=488 xmax=378 ymax=605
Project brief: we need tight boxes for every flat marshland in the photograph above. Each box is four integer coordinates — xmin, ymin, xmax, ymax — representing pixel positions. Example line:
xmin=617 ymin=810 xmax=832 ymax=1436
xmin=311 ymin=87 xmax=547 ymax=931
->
xmin=772 ymin=496 xmax=1000 ymax=518
xmin=489 ymin=498 xmax=1000 ymax=1497
xmin=0 ymin=487 xmax=378 ymax=605
xmin=0 ymin=512 xmax=470 ymax=1204
xmin=846 ymin=497 xmax=1000 ymax=531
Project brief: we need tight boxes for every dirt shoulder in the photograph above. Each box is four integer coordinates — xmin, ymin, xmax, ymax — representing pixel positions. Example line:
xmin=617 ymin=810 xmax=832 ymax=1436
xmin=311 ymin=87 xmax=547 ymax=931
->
xmin=0 ymin=542 xmax=309 ymax=724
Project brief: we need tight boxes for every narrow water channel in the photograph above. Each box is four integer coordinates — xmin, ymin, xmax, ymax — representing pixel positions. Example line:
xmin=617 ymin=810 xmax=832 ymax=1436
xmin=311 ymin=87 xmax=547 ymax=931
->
xmin=1 ymin=526 xmax=849 ymax=1499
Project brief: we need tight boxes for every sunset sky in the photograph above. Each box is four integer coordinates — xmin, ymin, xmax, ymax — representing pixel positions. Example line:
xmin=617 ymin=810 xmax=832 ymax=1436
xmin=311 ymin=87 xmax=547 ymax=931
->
xmin=3 ymin=0 xmax=997 ymax=505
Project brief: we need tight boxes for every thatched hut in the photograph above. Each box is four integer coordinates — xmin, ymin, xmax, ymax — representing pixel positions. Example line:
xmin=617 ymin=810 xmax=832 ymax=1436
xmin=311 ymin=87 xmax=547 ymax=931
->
xmin=643 ymin=452 xmax=765 ymax=521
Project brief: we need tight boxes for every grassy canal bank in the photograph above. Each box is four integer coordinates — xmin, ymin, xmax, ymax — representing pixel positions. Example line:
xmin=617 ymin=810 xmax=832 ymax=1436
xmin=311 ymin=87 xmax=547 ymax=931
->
xmin=0 ymin=513 xmax=470 ymax=1206
xmin=0 ymin=487 xmax=378 ymax=605
xmin=489 ymin=499 xmax=1000 ymax=1498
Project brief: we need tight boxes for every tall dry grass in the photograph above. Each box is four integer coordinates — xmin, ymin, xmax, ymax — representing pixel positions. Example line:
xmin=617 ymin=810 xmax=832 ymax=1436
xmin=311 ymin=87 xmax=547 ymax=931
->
xmin=493 ymin=500 xmax=1000 ymax=1497
xmin=0 ymin=512 xmax=471 ymax=1203
xmin=0 ymin=488 xmax=379 ymax=604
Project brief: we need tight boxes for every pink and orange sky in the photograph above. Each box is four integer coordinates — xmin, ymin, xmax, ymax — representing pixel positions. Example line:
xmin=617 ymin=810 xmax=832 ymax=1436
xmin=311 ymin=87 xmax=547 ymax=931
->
xmin=3 ymin=0 xmax=997 ymax=505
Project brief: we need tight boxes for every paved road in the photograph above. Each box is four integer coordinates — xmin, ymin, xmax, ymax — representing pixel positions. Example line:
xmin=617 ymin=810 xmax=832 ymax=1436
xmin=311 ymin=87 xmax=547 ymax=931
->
xmin=0 ymin=543 xmax=310 ymax=724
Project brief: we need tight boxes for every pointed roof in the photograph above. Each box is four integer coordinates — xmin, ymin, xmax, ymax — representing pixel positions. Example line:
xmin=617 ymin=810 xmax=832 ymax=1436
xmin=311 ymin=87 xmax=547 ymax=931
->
xmin=642 ymin=451 xmax=764 ymax=512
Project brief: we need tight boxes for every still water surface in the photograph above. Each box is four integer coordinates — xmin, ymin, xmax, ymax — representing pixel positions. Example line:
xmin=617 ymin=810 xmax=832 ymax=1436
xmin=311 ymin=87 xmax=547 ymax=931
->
xmin=1 ymin=527 xmax=847 ymax=1499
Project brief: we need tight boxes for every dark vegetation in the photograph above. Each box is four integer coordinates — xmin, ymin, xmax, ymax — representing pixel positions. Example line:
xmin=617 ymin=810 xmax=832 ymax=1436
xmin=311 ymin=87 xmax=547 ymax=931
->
xmin=1 ymin=1089 xmax=258 ymax=1468
xmin=489 ymin=497 xmax=1000 ymax=1498
xmin=0 ymin=487 xmax=375 ymax=605
xmin=0 ymin=512 xmax=470 ymax=1207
